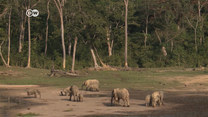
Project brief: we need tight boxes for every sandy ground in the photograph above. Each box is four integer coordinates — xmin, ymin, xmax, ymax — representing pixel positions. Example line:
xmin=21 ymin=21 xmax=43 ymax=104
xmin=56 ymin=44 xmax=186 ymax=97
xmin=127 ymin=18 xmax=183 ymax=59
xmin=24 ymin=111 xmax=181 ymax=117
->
xmin=1 ymin=75 xmax=208 ymax=117
xmin=0 ymin=86 xmax=176 ymax=117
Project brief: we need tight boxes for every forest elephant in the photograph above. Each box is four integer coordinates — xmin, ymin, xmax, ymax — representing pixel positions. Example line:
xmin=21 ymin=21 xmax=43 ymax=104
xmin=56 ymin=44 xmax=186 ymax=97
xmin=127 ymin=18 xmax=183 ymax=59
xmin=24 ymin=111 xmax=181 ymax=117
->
xmin=151 ymin=91 xmax=161 ymax=107
xmin=159 ymin=91 xmax=164 ymax=105
xmin=111 ymin=88 xmax=130 ymax=107
xmin=26 ymin=88 xmax=41 ymax=98
xmin=86 ymin=84 xmax=99 ymax=92
xmin=145 ymin=94 xmax=151 ymax=106
xmin=69 ymin=85 xmax=80 ymax=101
xmin=78 ymin=93 xmax=83 ymax=102
xmin=60 ymin=86 xmax=71 ymax=96
xmin=82 ymin=79 xmax=99 ymax=91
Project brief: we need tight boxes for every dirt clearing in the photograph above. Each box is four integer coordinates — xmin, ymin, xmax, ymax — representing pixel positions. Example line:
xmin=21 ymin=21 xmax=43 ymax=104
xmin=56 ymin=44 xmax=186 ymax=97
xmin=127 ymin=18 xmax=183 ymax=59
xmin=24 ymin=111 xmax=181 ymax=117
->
xmin=0 ymin=85 xmax=208 ymax=117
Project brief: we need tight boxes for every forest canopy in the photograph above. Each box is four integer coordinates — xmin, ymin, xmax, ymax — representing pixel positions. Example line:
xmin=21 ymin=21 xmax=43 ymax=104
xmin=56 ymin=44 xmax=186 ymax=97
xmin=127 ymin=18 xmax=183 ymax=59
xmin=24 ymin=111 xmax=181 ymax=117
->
xmin=0 ymin=0 xmax=208 ymax=70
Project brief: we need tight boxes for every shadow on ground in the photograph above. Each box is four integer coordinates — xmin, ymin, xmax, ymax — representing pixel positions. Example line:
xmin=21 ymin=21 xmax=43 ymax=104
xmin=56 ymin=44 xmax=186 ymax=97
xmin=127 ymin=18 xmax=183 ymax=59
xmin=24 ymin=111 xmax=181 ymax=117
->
xmin=84 ymin=91 xmax=208 ymax=117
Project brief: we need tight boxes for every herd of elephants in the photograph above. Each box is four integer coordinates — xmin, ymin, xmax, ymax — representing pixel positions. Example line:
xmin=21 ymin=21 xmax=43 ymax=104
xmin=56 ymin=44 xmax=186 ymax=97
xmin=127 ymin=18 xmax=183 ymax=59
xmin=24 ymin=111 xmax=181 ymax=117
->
xmin=26 ymin=79 xmax=164 ymax=108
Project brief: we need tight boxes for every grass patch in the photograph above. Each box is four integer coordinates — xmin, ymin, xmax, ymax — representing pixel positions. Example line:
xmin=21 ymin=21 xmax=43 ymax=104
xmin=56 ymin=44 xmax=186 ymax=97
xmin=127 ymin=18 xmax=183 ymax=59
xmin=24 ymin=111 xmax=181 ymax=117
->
xmin=63 ymin=108 xmax=73 ymax=112
xmin=17 ymin=112 xmax=39 ymax=117
xmin=0 ymin=66 xmax=207 ymax=90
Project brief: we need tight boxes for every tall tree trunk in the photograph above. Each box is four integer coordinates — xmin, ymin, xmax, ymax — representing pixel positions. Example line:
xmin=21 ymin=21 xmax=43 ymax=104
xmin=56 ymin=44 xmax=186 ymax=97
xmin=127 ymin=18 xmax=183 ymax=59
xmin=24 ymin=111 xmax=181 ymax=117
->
xmin=144 ymin=15 xmax=148 ymax=48
xmin=20 ymin=0 xmax=39 ymax=55
xmin=198 ymin=0 xmax=202 ymax=45
xmin=26 ymin=0 xmax=40 ymax=68
xmin=124 ymin=0 xmax=128 ymax=68
xmin=45 ymin=0 xmax=50 ymax=55
xmin=60 ymin=13 xmax=66 ymax=69
xmin=54 ymin=0 xmax=66 ymax=69
xmin=106 ymin=27 xmax=113 ymax=56
xmin=27 ymin=15 xmax=31 ymax=68
xmin=171 ymin=40 xmax=173 ymax=52
xmin=90 ymin=48 xmax=99 ymax=68
xmin=68 ymin=36 xmax=72 ymax=56
xmin=93 ymin=45 xmax=107 ymax=68
xmin=194 ymin=28 xmax=197 ymax=52
xmin=144 ymin=0 xmax=149 ymax=48
xmin=177 ymin=25 xmax=180 ymax=30
xmin=0 ymin=41 xmax=7 ymax=66
xmin=200 ymin=37 xmax=202 ymax=45
xmin=0 ymin=8 xmax=12 ymax=67
xmin=7 ymin=7 xmax=11 ymax=66
xmin=26 ymin=0 xmax=35 ymax=68
xmin=19 ymin=10 xmax=25 ymax=53
xmin=186 ymin=14 xmax=199 ymax=52
xmin=198 ymin=0 xmax=205 ymax=46
xmin=198 ymin=0 xmax=201 ymax=19
xmin=71 ymin=37 xmax=78 ymax=73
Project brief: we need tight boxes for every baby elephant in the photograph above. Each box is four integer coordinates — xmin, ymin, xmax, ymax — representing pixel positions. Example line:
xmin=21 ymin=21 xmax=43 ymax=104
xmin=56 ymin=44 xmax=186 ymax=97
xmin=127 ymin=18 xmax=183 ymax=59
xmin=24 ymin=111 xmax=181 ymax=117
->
xmin=60 ymin=86 xmax=71 ymax=96
xmin=69 ymin=85 xmax=80 ymax=101
xmin=159 ymin=91 xmax=164 ymax=105
xmin=145 ymin=94 xmax=151 ymax=106
xmin=26 ymin=88 xmax=41 ymax=98
xmin=78 ymin=93 xmax=83 ymax=102
xmin=111 ymin=88 xmax=130 ymax=107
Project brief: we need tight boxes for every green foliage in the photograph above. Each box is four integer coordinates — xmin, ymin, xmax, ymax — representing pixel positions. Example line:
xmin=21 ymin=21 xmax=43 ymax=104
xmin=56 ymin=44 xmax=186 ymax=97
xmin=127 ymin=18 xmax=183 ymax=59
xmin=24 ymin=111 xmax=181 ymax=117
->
xmin=0 ymin=0 xmax=208 ymax=69
xmin=17 ymin=112 xmax=39 ymax=117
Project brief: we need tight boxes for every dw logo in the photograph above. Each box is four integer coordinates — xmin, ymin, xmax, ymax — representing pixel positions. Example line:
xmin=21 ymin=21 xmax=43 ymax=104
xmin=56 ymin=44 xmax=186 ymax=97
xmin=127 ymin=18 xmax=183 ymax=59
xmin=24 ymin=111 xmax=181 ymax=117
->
xmin=26 ymin=9 xmax=39 ymax=17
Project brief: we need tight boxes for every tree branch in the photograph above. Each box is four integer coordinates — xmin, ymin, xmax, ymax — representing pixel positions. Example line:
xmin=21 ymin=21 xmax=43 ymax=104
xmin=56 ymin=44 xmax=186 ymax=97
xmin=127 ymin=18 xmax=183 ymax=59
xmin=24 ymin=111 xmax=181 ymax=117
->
xmin=53 ymin=0 xmax=61 ymax=13
xmin=124 ymin=0 xmax=128 ymax=6
xmin=186 ymin=17 xmax=194 ymax=29
xmin=166 ymin=30 xmax=182 ymax=43
xmin=201 ymin=0 xmax=208 ymax=8
xmin=155 ymin=30 xmax=162 ymax=44
xmin=0 ymin=7 xmax=8 ymax=18
xmin=31 ymin=0 xmax=40 ymax=8
xmin=57 ymin=0 xmax=62 ymax=8
xmin=110 ymin=40 xmax=114 ymax=50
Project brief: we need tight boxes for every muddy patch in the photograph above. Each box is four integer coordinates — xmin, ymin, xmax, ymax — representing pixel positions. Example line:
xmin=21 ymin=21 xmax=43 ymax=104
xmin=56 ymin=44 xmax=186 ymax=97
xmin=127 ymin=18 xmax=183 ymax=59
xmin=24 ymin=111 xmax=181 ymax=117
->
xmin=84 ymin=93 xmax=110 ymax=98
xmin=0 ymin=88 xmax=45 ymax=117
xmin=84 ymin=91 xmax=208 ymax=117
xmin=1 ymin=86 xmax=208 ymax=117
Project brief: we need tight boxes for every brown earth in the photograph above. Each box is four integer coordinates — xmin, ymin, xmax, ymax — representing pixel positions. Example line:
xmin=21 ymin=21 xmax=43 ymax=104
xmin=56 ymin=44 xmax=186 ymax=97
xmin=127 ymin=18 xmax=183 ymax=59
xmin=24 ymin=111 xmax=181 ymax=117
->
xmin=0 ymin=86 xmax=170 ymax=117
xmin=1 ymin=75 xmax=208 ymax=117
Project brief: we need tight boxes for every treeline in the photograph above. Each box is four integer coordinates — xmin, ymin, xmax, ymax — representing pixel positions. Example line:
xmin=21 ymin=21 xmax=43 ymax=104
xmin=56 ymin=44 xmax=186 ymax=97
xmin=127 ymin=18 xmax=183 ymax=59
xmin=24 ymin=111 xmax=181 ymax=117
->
xmin=0 ymin=0 xmax=208 ymax=70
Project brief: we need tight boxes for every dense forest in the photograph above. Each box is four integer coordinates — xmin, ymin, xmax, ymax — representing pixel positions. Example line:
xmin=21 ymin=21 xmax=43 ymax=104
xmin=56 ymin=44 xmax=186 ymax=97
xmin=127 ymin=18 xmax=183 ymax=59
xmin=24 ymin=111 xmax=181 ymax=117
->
xmin=0 ymin=0 xmax=208 ymax=70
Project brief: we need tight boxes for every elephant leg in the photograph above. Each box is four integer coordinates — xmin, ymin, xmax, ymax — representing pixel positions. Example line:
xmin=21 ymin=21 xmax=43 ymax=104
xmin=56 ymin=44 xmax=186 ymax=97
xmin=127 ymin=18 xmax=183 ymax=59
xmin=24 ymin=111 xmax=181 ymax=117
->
xmin=127 ymin=98 xmax=130 ymax=107
xmin=69 ymin=94 xmax=72 ymax=101
xmin=73 ymin=95 xmax=76 ymax=101
xmin=122 ymin=99 xmax=126 ymax=107
xmin=76 ymin=95 xmax=79 ymax=102
xmin=124 ymin=98 xmax=129 ymax=107
xmin=86 ymin=86 xmax=90 ymax=91
xmin=111 ymin=97 xmax=114 ymax=105
xmin=118 ymin=98 xmax=120 ymax=104
xmin=161 ymin=97 xmax=164 ymax=105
